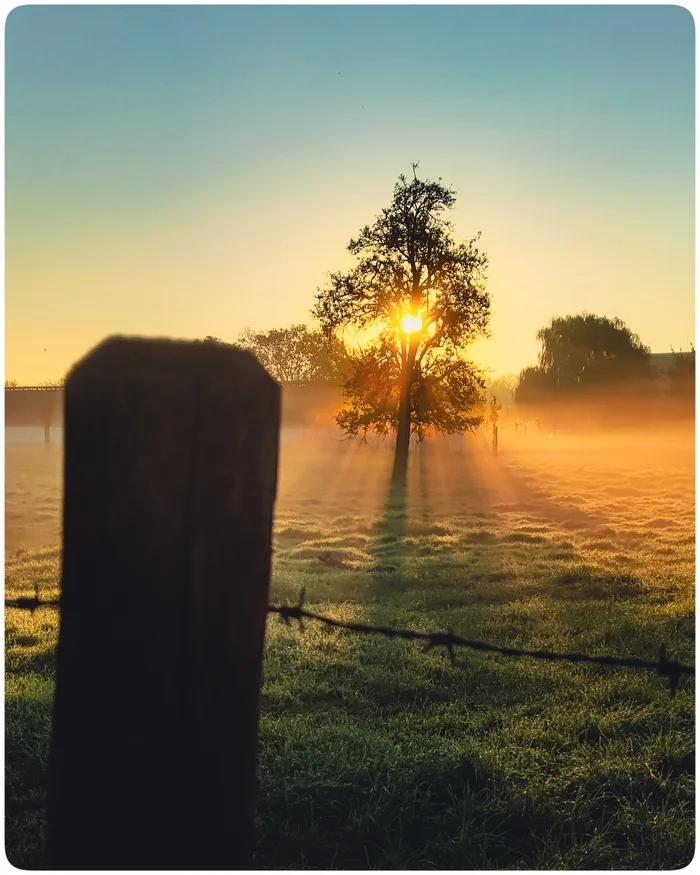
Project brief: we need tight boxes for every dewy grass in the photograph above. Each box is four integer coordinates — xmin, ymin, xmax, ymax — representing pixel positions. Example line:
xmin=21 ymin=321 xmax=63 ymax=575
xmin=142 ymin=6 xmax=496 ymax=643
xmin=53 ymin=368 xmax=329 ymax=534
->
xmin=5 ymin=428 xmax=695 ymax=869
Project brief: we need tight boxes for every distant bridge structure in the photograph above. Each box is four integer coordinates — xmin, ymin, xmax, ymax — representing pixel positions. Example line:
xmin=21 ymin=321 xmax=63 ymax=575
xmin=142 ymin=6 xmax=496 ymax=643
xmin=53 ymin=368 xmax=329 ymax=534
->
xmin=5 ymin=381 xmax=342 ymax=444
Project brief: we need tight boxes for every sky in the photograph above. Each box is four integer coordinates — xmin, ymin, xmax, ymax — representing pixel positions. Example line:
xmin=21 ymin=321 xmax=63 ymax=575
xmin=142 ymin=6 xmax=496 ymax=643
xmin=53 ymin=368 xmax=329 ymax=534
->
xmin=5 ymin=4 xmax=695 ymax=383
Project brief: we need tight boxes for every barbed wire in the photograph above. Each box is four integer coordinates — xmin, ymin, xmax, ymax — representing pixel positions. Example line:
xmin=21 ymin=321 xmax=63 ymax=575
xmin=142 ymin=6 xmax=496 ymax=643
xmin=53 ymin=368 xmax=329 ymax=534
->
xmin=5 ymin=586 xmax=61 ymax=612
xmin=6 ymin=587 xmax=694 ymax=696
xmin=270 ymin=589 xmax=693 ymax=696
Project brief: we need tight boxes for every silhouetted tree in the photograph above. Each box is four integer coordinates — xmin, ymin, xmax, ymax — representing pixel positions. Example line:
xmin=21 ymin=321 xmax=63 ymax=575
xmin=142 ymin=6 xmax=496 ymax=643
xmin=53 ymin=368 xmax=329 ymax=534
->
xmin=313 ymin=165 xmax=490 ymax=486
xmin=236 ymin=324 xmax=348 ymax=383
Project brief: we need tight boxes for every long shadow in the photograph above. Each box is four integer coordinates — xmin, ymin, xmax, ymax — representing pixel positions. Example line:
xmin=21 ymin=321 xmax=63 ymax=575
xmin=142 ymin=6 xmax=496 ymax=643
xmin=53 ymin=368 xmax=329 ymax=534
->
xmin=256 ymin=438 xmax=695 ymax=870
xmin=357 ymin=439 xmax=524 ymax=662
xmin=298 ymin=432 xmax=619 ymax=618
xmin=361 ymin=442 xmax=453 ymax=603
xmin=363 ymin=443 xmax=481 ymax=617
xmin=416 ymin=444 xmax=432 ymax=530
xmin=365 ymin=479 xmax=408 ymax=599
xmin=362 ymin=436 xmax=647 ymax=615
xmin=261 ymin=457 xmax=514 ymax=869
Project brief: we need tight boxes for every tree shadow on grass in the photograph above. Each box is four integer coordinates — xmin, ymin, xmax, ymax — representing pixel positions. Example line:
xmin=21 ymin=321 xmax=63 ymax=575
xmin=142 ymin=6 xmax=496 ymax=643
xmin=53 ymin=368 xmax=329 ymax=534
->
xmin=257 ymin=439 xmax=695 ymax=870
xmin=359 ymin=447 xmax=466 ymax=605
xmin=256 ymin=439 xmax=695 ymax=870
xmin=365 ymin=481 xmax=409 ymax=592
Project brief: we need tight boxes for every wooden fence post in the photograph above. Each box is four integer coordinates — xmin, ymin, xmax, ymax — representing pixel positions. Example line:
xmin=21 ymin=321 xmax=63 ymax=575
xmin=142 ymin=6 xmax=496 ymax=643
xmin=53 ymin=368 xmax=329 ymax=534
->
xmin=46 ymin=336 xmax=280 ymax=870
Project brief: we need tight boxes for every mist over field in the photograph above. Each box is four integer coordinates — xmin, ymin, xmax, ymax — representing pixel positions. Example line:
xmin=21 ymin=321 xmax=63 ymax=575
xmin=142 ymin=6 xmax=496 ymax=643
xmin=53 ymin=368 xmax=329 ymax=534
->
xmin=6 ymin=402 xmax=694 ymax=868
xmin=5 ymin=410 xmax=694 ymax=556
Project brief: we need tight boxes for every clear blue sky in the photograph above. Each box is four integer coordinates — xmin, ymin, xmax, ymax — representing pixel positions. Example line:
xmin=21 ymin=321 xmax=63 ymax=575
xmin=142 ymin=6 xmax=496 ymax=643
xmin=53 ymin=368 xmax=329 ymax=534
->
xmin=6 ymin=5 xmax=695 ymax=382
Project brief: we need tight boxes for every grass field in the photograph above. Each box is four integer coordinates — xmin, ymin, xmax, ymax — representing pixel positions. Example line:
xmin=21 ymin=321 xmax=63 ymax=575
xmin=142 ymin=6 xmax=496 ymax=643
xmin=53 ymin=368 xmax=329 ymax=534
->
xmin=5 ymin=426 xmax=695 ymax=868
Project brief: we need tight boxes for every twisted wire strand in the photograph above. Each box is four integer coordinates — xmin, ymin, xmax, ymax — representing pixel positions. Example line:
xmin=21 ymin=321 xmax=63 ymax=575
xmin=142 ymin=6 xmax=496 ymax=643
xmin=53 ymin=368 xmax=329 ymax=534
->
xmin=6 ymin=587 xmax=694 ymax=696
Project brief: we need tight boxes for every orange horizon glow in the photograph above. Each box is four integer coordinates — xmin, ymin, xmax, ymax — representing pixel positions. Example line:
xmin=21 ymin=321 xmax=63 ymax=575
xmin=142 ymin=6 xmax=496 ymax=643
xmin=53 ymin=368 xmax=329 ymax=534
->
xmin=5 ymin=7 xmax=693 ymax=386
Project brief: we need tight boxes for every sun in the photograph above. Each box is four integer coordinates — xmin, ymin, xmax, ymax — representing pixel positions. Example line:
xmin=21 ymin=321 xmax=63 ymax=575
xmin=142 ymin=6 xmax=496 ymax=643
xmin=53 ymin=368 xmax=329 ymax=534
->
xmin=401 ymin=313 xmax=422 ymax=335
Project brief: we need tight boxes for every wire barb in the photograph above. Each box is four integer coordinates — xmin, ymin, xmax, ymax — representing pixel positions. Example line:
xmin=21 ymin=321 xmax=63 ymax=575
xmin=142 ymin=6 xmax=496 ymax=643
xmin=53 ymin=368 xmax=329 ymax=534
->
xmin=275 ymin=588 xmax=306 ymax=632
xmin=425 ymin=630 xmax=457 ymax=666
xmin=264 ymin=601 xmax=693 ymax=698
xmin=295 ymin=588 xmax=306 ymax=632
xmin=658 ymin=644 xmax=682 ymax=697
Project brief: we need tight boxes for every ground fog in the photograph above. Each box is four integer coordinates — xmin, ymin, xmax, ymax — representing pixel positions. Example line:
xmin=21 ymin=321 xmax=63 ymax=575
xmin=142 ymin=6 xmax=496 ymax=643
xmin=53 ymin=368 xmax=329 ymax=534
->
xmin=5 ymin=423 xmax=695 ymax=868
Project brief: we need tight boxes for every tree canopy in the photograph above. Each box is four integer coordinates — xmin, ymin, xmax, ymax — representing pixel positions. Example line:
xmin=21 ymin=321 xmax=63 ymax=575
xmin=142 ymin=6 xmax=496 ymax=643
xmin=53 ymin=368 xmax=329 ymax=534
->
xmin=336 ymin=341 xmax=485 ymax=442
xmin=313 ymin=166 xmax=490 ymax=483
xmin=235 ymin=324 xmax=348 ymax=384
xmin=515 ymin=313 xmax=652 ymax=404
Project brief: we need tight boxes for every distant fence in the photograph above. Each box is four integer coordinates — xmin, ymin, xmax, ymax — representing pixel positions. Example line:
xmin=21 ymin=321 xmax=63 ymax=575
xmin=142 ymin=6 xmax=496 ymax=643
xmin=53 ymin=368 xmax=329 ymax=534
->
xmin=7 ymin=337 xmax=694 ymax=869
xmin=4 ymin=380 xmax=341 ymax=436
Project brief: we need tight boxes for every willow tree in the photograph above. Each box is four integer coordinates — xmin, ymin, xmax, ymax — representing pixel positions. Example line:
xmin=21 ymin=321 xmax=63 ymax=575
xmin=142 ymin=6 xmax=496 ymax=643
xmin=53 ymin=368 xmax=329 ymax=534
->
xmin=313 ymin=166 xmax=490 ymax=486
xmin=514 ymin=313 xmax=653 ymax=404
xmin=536 ymin=314 xmax=651 ymax=391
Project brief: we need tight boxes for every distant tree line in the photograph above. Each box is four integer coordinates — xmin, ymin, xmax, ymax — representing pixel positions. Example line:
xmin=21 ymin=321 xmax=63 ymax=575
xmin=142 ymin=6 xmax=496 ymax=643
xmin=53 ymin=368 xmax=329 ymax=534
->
xmin=19 ymin=165 xmax=686 ymax=482
xmin=218 ymin=309 xmax=692 ymax=436
xmin=8 ymin=168 xmax=693 ymax=466
xmin=4 ymin=378 xmax=65 ymax=388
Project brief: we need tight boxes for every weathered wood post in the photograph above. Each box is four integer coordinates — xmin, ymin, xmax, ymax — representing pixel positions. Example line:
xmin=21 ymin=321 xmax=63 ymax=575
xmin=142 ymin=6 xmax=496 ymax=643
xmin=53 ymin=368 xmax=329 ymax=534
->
xmin=46 ymin=337 xmax=280 ymax=870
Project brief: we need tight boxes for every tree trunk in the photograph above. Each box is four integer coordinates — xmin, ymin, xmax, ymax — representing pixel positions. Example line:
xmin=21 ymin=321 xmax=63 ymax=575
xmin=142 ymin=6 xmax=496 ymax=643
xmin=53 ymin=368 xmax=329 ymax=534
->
xmin=391 ymin=339 xmax=418 ymax=488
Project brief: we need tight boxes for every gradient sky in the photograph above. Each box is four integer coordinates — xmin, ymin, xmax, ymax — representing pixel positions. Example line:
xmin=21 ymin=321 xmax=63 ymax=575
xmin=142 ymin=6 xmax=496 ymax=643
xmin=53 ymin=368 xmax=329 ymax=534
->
xmin=5 ymin=5 xmax=695 ymax=383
